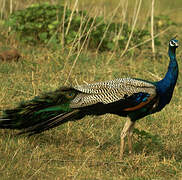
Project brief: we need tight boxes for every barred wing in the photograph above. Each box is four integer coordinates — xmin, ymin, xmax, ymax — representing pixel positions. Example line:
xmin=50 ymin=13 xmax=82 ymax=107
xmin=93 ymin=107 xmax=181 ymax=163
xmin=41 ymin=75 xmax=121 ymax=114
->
xmin=70 ymin=78 xmax=157 ymax=108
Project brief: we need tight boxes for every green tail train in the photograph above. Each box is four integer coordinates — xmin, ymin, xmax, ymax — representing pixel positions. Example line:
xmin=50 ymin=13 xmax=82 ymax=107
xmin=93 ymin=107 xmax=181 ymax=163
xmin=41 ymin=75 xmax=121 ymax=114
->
xmin=0 ymin=87 xmax=82 ymax=135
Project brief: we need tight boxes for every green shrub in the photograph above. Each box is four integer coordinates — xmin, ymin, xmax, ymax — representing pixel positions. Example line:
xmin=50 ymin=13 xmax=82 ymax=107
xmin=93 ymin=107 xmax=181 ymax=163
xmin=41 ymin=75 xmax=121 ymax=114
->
xmin=6 ymin=2 xmax=150 ymax=51
xmin=154 ymin=15 xmax=176 ymax=32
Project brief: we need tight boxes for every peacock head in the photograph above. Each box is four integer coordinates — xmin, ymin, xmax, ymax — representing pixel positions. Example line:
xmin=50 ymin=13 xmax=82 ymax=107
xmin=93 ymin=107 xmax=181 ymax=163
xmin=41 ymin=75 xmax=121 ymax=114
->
xmin=169 ymin=39 xmax=178 ymax=48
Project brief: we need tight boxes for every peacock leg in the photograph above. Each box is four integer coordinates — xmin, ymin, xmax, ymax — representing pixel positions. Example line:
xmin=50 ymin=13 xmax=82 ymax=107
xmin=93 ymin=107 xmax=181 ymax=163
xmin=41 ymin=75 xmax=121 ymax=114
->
xmin=120 ymin=118 xmax=135 ymax=159
xmin=127 ymin=121 xmax=135 ymax=154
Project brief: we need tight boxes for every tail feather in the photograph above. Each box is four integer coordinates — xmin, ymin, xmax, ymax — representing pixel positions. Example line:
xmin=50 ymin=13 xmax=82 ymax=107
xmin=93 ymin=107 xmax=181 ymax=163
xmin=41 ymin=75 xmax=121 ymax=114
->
xmin=19 ymin=109 xmax=80 ymax=136
xmin=0 ymin=118 xmax=13 ymax=128
xmin=0 ymin=87 xmax=83 ymax=134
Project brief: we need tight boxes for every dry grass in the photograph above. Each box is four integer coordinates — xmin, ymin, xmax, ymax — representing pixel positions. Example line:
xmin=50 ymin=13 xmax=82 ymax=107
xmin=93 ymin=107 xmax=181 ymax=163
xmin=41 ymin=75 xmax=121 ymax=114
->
xmin=0 ymin=0 xmax=182 ymax=179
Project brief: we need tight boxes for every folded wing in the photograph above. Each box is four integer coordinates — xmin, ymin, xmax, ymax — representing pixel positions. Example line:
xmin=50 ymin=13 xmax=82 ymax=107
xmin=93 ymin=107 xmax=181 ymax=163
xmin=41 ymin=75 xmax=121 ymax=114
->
xmin=70 ymin=78 xmax=157 ymax=109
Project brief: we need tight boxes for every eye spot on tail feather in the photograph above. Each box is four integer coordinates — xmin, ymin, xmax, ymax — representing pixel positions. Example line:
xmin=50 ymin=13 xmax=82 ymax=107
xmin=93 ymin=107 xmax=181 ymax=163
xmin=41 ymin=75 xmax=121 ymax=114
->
xmin=65 ymin=92 xmax=76 ymax=99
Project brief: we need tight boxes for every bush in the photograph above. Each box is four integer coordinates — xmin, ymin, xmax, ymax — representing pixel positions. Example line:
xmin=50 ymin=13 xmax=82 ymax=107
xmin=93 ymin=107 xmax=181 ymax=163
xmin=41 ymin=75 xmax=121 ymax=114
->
xmin=6 ymin=3 xmax=64 ymax=44
xmin=6 ymin=2 xmax=150 ymax=51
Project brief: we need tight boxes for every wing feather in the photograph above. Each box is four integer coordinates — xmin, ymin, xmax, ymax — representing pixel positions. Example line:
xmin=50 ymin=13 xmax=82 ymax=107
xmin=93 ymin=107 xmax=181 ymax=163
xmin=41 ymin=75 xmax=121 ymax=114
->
xmin=70 ymin=78 xmax=156 ymax=108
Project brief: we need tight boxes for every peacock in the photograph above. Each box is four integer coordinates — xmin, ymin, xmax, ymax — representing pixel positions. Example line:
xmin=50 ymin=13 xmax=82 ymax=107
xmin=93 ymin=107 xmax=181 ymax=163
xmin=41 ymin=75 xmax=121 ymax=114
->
xmin=0 ymin=38 xmax=179 ymax=159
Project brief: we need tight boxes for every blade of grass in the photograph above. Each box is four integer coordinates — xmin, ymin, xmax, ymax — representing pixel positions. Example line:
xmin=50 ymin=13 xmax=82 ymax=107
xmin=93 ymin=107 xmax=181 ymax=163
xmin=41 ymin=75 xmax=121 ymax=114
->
xmin=151 ymin=0 xmax=155 ymax=60
xmin=120 ymin=0 xmax=142 ymax=58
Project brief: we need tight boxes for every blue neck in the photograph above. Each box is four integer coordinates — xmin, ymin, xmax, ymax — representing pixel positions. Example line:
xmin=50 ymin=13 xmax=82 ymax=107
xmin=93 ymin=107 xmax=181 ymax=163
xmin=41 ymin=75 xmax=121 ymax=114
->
xmin=162 ymin=47 xmax=178 ymax=84
xmin=156 ymin=46 xmax=178 ymax=110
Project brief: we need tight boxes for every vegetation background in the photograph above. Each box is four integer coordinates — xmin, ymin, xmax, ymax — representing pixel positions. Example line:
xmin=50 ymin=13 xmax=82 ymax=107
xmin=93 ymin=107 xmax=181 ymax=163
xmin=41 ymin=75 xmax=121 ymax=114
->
xmin=0 ymin=0 xmax=182 ymax=179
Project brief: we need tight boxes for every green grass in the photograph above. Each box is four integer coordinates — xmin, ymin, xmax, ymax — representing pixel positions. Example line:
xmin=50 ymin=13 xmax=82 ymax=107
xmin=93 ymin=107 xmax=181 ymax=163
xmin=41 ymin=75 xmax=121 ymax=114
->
xmin=0 ymin=0 xmax=182 ymax=179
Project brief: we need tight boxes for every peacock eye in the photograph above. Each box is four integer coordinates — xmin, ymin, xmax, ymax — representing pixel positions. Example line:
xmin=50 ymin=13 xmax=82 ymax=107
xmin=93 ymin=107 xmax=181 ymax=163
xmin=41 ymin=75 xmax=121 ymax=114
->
xmin=66 ymin=92 xmax=75 ymax=98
